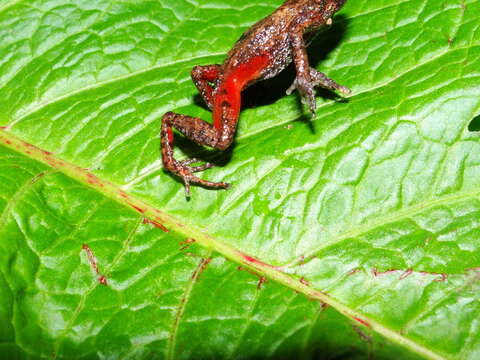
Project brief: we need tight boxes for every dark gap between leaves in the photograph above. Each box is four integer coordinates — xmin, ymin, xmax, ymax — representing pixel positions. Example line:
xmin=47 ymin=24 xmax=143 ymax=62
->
xmin=468 ymin=114 xmax=480 ymax=132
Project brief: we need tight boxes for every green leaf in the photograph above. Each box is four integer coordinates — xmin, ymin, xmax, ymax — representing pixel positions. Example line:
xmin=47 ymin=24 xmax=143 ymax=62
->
xmin=1 ymin=0 xmax=479 ymax=359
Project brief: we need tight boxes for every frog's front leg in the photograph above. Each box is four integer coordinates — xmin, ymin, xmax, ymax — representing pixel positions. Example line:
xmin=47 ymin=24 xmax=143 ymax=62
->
xmin=287 ymin=68 xmax=351 ymax=104
xmin=288 ymin=32 xmax=350 ymax=116
xmin=289 ymin=32 xmax=317 ymax=114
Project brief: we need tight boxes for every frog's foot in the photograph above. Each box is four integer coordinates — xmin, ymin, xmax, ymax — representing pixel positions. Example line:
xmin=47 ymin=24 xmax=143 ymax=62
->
xmin=309 ymin=68 xmax=351 ymax=96
xmin=166 ymin=157 xmax=230 ymax=197
xmin=286 ymin=76 xmax=318 ymax=116
xmin=178 ymin=158 xmax=215 ymax=172
xmin=287 ymin=68 xmax=351 ymax=116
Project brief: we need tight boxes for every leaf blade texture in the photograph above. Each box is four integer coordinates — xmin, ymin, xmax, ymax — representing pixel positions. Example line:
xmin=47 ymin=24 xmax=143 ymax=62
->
xmin=0 ymin=0 xmax=479 ymax=359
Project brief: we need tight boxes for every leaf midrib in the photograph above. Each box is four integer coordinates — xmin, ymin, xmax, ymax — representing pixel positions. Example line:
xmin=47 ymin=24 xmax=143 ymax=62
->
xmin=0 ymin=127 xmax=447 ymax=360
xmin=1 ymin=1 xmax=473 ymax=357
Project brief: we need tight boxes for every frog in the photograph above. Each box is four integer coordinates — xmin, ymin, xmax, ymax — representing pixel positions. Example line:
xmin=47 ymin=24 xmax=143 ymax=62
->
xmin=161 ymin=0 xmax=350 ymax=196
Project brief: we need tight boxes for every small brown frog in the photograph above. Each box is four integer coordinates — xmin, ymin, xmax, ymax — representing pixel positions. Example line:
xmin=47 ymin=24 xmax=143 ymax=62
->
xmin=161 ymin=0 xmax=350 ymax=195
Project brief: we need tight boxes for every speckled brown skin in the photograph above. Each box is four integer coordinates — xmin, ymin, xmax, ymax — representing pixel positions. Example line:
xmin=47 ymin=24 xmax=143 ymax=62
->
xmin=161 ymin=0 xmax=350 ymax=196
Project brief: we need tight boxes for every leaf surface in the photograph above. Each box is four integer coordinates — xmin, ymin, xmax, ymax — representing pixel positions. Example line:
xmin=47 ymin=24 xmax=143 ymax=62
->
xmin=1 ymin=0 xmax=479 ymax=359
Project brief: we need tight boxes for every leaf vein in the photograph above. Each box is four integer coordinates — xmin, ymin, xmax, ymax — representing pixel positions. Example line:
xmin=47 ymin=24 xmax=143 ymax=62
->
xmin=284 ymin=191 xmax=480 ymax=268
xmin=167 ymin=254 xmax=212 ymax=360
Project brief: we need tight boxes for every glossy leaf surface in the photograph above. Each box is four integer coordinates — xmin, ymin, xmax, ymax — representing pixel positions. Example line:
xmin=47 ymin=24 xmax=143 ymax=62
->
xmin=1 ymin=0 xmax=479 ymax=359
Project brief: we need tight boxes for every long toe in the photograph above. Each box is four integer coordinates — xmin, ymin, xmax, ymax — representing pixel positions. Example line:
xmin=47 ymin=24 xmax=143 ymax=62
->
xmin=338 ymin=85 xmax=351 ymax=96
xmin=183 ymin=178 xmax=191 ymax=198
xmin=190 ymin=162 xmax=215 ymax=173
xmin=179 ymin=158 xmax=201 ymax=166
xmin=189 ymin=174 xmax=230 ymax=190
xmin=286 ymin=81 xmax=297 ymax=95
xmin=307 ymin=94 xmax=317 ymax=116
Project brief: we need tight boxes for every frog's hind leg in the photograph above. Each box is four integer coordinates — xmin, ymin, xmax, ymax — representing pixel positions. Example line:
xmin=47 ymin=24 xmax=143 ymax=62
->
xmin=161 ymin=79 xmax=241 ymax=196
xmin=160 ymin=111 xmax=230 ymax=196
xmin=191 ymin=64 xmax=221 ymax=110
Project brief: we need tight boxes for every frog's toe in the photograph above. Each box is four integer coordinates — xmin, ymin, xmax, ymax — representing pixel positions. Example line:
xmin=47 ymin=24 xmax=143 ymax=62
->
xmin=286 ymin=80 xmax=297 ymax=95
xmin=171 ymin=159 xmax=228 ymax=197
xmin=338 ymin=85 xmax=351 ymax=96
xmin=306 ymin=92 xmax=317 ymax=117
xmin=189 ymin=162 xmax=215 ymax=173
xmin=183 ymin=174 xmax=230 ymax=197
xmin=178 ymin=158 xmax=215 ymax=173
xmin=178 ymin=158 xmax=201 ymax=166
